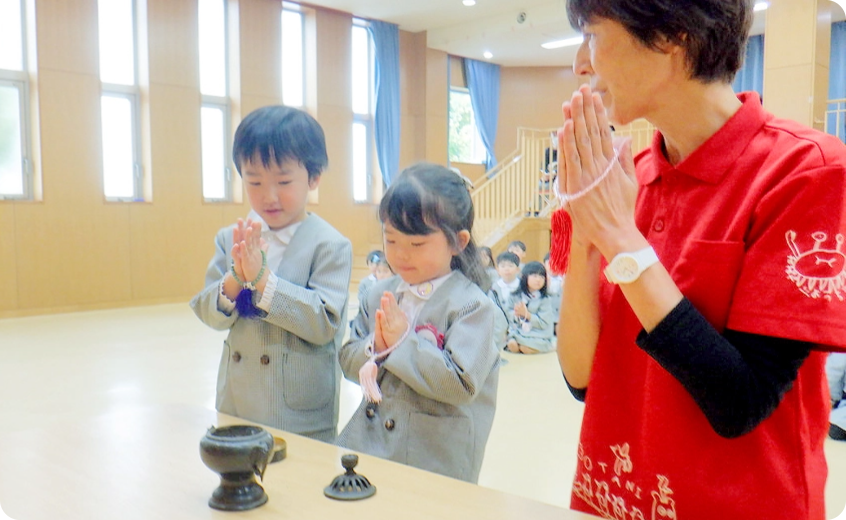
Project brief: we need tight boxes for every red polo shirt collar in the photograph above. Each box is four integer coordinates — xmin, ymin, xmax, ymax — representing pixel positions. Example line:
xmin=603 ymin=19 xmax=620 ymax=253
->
xmin=639 ymin=92 xmax=771 ymax=185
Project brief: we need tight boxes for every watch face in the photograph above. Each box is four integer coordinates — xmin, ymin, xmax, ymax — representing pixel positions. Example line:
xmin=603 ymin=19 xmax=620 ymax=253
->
xmin=613 ymin=256 xmax=639 ymax=283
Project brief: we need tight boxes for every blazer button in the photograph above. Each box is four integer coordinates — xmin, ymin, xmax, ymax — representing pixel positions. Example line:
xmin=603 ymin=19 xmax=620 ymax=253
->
xmin=365 ymin=404 xmax=376 ymax=419
xmin=384 ymin=419 xmax=395 ymax=431
xmin=653 ymin=219 xmax=665 ymax=232
xmin=232 ymin=352 xmax=241 ymax=362
xmin=260 ymin=355 xmax=270 ymax=365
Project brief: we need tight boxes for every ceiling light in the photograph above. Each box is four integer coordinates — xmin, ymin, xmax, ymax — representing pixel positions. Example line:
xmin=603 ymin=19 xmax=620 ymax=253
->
xmin=753 ymin=1 xmax=768 ymax=11
xmin=463 ymin=0 xmax=476 ymax=6
xmin=541 ymin=36 xmax=584 ymax=50
xmin=483 ymin=51 xmax=493 ymax=59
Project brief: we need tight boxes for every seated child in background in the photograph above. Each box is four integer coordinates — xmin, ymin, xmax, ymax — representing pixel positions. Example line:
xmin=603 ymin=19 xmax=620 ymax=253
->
xmin=506 ymin=261 xmax=556 ymax=355
xmin=543 ymin=252 xmax=564 ymax=335
xmin=543 ymin=252 xmax=564 ymax=297
xmin=337 ymin=163 xmax=502 ymax=484
xmin=507 ymin=240 xmax=527 ymax=271
xmin=357 ymin=250 xmax=385 ymax=305
xmin=479 ymin=246 xmax=498 ymax=288
xmin=373 ymin=256 xmax=394 ymax=281
xmin=489 ymin=251 xmax=521 ymax=318
xmin=190 ymin=106 xmax=353 ymax=443
xmin=828 ymin=353 xmax=846 ymax=441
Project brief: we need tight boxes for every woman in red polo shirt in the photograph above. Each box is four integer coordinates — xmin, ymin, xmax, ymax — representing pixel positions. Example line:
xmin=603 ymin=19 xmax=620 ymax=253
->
xmin=554 ymin=1 xmax=846 ymax=519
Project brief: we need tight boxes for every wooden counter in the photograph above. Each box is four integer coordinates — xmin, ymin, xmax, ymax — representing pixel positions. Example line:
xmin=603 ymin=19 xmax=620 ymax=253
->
xmin=0 ymin=404 xmax=595 ymax=520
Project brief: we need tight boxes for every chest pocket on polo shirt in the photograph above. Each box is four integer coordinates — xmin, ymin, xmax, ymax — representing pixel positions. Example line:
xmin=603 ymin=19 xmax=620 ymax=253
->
xmin=671 ymin=240 xmax=745 ymax=331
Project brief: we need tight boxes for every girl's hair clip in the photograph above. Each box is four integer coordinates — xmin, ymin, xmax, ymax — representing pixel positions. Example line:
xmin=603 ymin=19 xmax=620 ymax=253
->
xmin=448 ymin=166 xmax=474 ymax=190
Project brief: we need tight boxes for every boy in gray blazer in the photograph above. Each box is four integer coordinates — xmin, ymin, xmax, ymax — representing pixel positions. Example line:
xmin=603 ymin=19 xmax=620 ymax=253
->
xmin=191 ymin=106 xmax=352 ymax=442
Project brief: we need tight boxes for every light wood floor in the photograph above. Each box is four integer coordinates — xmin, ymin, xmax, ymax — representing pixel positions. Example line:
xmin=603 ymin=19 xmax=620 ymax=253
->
xmin=0 ymin=302 xmax=844 ymax=518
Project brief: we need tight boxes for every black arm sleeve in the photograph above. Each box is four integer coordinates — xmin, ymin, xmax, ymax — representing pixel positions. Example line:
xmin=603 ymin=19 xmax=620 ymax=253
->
xmin=564 ymin=376 xmax=587 ymax=402
xmin=635 ymin=298 xmax=811 ymax=438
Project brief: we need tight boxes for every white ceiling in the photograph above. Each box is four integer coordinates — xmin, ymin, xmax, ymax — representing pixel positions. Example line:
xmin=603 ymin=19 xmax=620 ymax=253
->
xmin=301 ymin=0 xmax=845 ymax=67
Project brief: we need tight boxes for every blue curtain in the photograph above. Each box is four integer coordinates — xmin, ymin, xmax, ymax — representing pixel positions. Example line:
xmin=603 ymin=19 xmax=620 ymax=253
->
xmin=463 ymin=58 xmax=500 ymax=171
xmin=828 ymin=21 xmax=846 ymax=142
xmin=368 ymin=21 xmax=401 ymax=185
xmin=732 ymin=34 xmax=764 ymax=97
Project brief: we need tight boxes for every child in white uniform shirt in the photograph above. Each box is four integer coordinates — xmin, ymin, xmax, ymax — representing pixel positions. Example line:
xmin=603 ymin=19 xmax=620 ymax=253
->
xmin=489 ymin=251 xmax=521 ymax=321
xmin=190 ymin=106 xmax=352 ymax=442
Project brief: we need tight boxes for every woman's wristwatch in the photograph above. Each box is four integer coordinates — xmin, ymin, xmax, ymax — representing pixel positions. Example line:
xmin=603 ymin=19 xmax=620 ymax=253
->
xmin=604 ymin=246 xmax=659 ymax=284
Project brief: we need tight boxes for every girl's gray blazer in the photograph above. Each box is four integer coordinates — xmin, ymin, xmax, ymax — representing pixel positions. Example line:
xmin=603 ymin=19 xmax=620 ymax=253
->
xmin=190 ymin=214 xmax=352 ymax=442
xmin=337 ymin=272 xmax=502 ymax=483
xmin=508 ymin=293 xmax=556 ymax=353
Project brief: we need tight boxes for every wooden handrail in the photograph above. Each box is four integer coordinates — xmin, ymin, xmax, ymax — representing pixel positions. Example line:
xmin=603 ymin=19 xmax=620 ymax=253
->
xmin=471 ymin=122 xmax=656 ymax=246
xmin=474 ymin=105 xmax=843 ymax=248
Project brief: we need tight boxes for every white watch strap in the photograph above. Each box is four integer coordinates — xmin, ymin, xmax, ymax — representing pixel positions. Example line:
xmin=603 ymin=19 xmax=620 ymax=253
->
xmin=604 ymin=246 xmax=659 ymax=284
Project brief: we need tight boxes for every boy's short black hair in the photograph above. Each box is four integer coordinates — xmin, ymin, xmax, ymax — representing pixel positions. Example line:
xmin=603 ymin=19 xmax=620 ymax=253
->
xmin=232 ymin=105 xmax=328 ymax=180
xmin=507 ymin=240 xmax=527 ymax=252
xmin=497 ymin=251 xmax=520 ymax=267
xmin=566 ymin=0 xmax=752 ymax=83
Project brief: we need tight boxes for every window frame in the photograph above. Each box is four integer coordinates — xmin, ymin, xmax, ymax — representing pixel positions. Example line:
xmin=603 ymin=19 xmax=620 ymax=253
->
xmin=448 ymin=86 xmax=487 ymax=165
xmin=98 ymin=0 xmax=144 ymax=202
xmin=0 ymin=0 xmax=33 ymax=200
xmin=200 ymin=99 xmax=232 ymax=201
xmin=281 ymin=4 xmax=305 ymax=108
xmin=351 ymin=19 xmax=375 ymax=203
xmin=0 ymin=74 xmax=32 ymax=200
xmin=198 ymin=0 xmax=233 ymax=202
xmin=100 ymin=88 xmax=143 ymax=201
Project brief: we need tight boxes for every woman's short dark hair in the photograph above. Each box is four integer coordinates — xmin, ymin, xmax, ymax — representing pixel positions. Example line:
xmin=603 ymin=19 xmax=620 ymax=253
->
xmin=232 ymin=105 xmax=328 ymax=180
xmin=566 ymin=0 xmax=753 ymax=83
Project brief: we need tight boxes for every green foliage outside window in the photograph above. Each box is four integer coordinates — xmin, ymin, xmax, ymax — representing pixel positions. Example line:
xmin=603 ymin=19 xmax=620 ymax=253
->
xmin=448 ymin=89 xmax=485 ymax=164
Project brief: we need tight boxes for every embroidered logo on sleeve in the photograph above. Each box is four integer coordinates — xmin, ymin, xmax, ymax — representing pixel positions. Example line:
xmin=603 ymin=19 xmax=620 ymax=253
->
xmin=785 ymin=231 xmax=846 ymax=301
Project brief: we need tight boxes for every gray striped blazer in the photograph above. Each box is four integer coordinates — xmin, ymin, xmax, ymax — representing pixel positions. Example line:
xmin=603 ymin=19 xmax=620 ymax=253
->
xmin=190 ymin=213 xmax=352 ymax=442
xmin=337 ymin=272 xmax=502 ymax=482
xmin=507 ymin=293 xmax=556 ymax=353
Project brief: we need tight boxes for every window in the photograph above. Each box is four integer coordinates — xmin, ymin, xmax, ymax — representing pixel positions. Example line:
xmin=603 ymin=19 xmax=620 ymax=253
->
xmin=282 ymin=5 xmax=304 ymax=107
xmin=98 ymin=0 xmax=143 ymax=200
xmin=0 ymin=0 xmax=32 ymax=199
xmin=199 ymin=0 xmax=232 ymax=201
xmin=351 ymin=20 xmax=374 ymax=202
xmin=448 ymin=87 xmax=487 ymax=164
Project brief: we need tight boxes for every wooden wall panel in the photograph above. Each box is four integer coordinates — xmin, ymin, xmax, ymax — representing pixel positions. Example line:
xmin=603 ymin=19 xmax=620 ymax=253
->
xmin=0 ymin=205 xmax=19 ymax=311
xmin=399 ymin=30 xmax=426 ymax=169
xmin=13 ymin=68 xmax=133 ymax=311
xmin=2 ymin=2 xmax=599 ymax=317
xmin=496 ymin=66 xmax=579 ymax=161
xmin=239 ymin=0 xmax=282 ymax=100
xmin=425 ymin=49 xmax=448 ymax=164
xmin=491 ymin=218 xmax=551 ymax=264
xmin=147 ymin=0 xmax=199 ymax=89
xmin=35 ymin=0 xmax=98 ymax=76
xmin=314 ymin=9 xmax=351 ymax=113
xmin=130 ymin=85 xmax=207 ymax=300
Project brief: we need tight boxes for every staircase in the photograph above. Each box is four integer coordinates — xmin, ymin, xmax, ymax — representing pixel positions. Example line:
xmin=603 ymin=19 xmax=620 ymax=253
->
xmin=471 ymin=121 xmax=656 ymax=249
xmin=826 ymin=98 xmax=846 ymax=142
